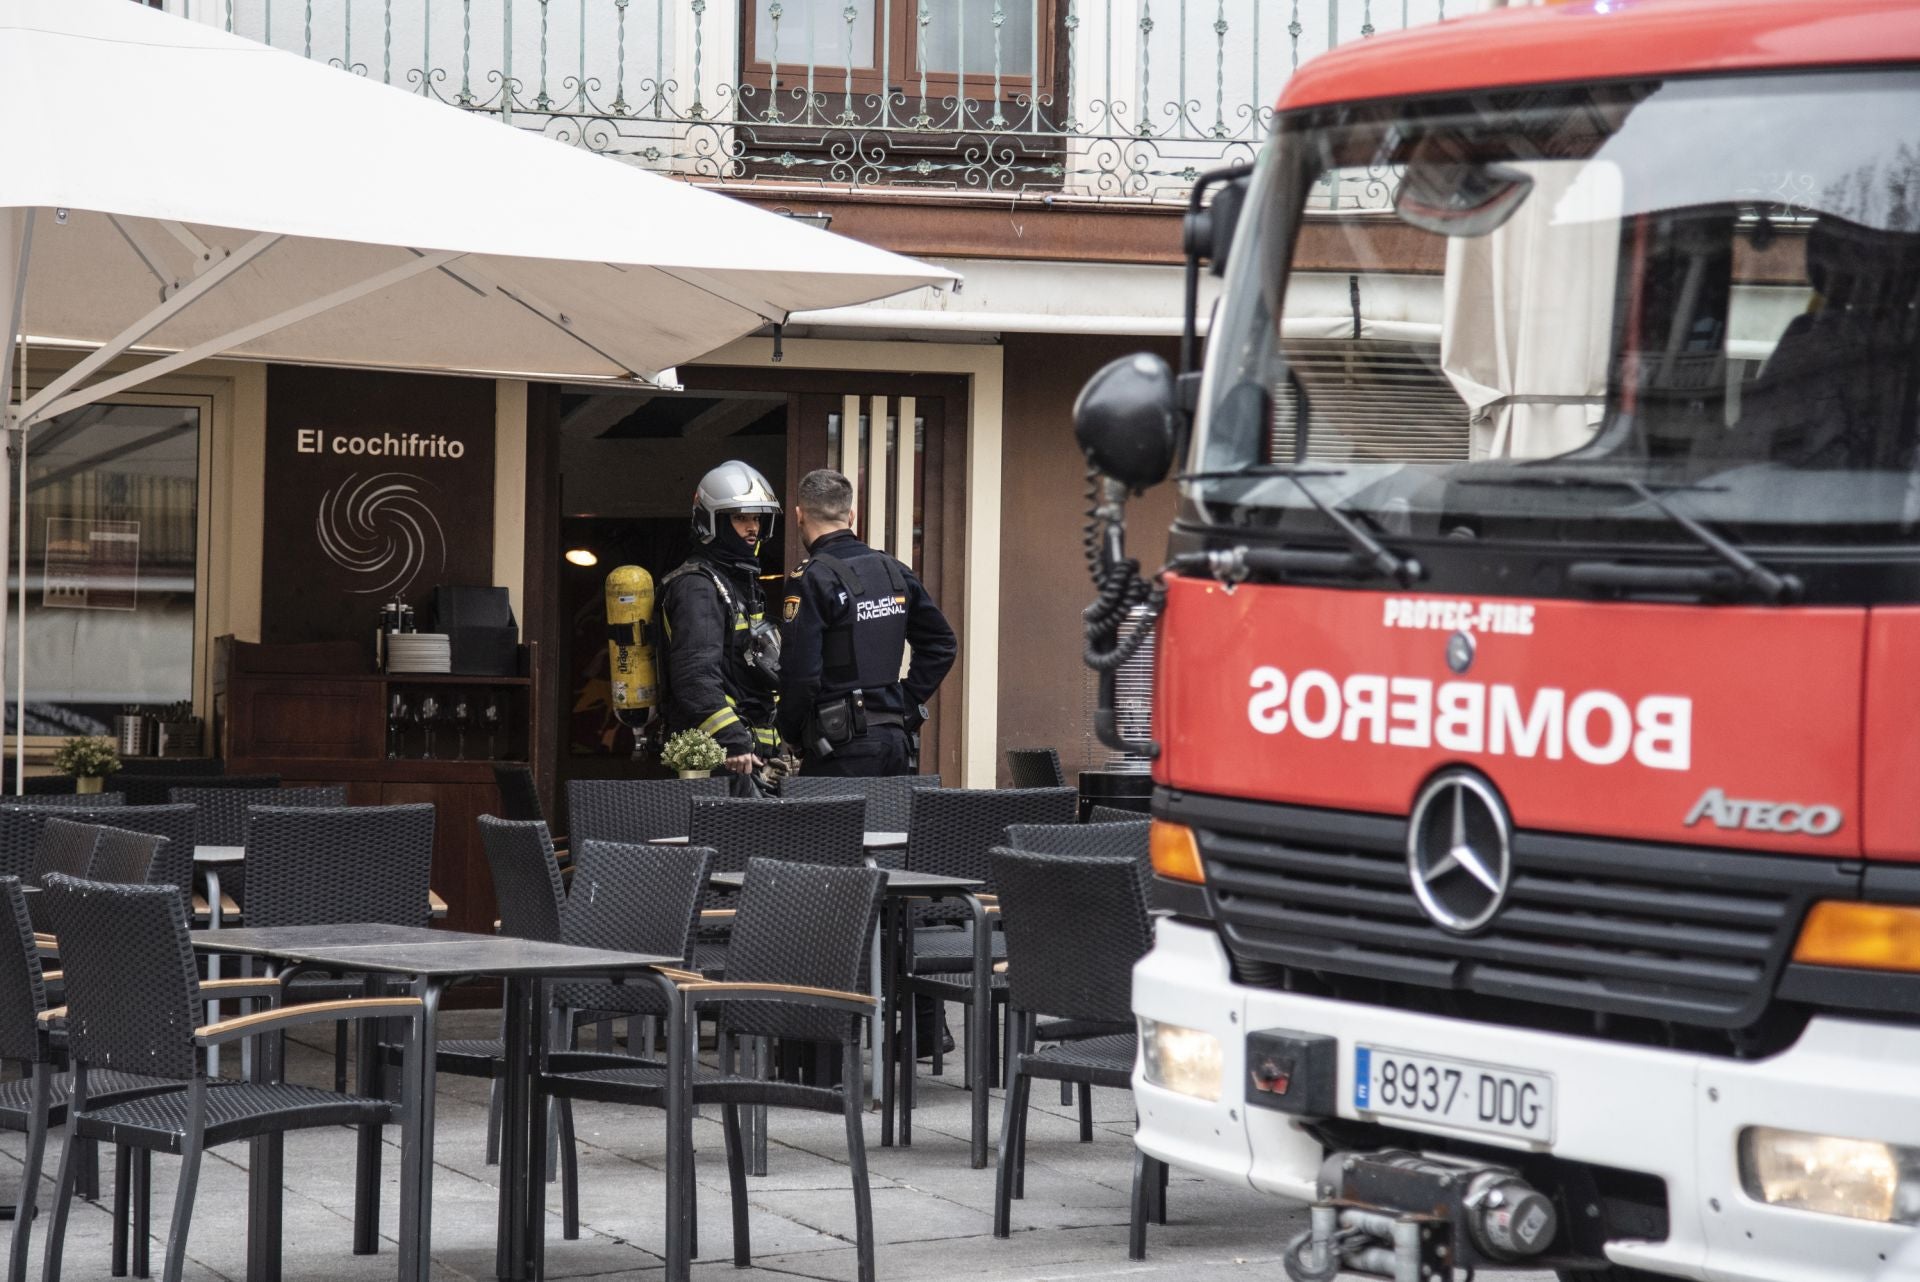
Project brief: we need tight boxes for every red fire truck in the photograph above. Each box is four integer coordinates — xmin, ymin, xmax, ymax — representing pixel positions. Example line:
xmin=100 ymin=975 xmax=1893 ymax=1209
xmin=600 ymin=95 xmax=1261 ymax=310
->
xmin=1073 ymin=2 xmax=1920 ymax=1279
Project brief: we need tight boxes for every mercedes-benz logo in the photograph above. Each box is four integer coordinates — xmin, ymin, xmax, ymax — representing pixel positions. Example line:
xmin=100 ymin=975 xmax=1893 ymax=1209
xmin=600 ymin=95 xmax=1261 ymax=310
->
xmin=1407 ymin=770 xmax=1513 ymax=935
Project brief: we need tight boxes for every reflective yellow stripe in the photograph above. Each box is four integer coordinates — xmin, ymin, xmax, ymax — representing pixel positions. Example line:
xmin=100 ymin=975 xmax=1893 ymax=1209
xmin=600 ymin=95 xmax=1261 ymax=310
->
xmin=700 ymin=709 xmax=740 ymax=735
xmin=751 ymin=727 xmax=780 ymax=746
xmin=732 ymin=618 xmax=749 ymax=631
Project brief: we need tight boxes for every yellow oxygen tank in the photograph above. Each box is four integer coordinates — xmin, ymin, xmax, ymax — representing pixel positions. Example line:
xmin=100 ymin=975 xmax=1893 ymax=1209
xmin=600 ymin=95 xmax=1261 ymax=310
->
xmin=604 ymin=565 xmax=659 ymax=732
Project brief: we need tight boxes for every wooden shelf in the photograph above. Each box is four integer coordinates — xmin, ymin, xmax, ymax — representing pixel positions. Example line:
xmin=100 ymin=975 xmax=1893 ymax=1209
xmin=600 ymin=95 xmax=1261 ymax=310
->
xmin=381 ymin=673 xmax=531 ymax=686
xmin=213 ymin=636 xmax=544 ymax=956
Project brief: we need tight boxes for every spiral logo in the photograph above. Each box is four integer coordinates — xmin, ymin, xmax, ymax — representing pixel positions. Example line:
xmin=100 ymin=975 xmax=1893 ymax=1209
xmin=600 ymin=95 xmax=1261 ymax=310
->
xmin=314 ymin=472 xmax=447 ymax=597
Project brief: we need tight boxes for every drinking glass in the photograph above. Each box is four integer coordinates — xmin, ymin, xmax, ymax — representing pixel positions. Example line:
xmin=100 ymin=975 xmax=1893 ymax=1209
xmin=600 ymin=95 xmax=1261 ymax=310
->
xmin=452 ymin=695 xmax=472 ymax=760
xmin=387 ymin=693 xmax=408 ymax=759
xmin=419 ymin=695 xmax=441 ymax=759
xmin=482 ymin=694 xmax=502 ymax=759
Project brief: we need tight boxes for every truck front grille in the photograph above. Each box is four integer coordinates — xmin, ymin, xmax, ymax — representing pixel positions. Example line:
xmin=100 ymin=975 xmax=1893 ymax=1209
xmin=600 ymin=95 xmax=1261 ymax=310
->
xmin=1175 ymin=793 xmax=1854 ymax=1031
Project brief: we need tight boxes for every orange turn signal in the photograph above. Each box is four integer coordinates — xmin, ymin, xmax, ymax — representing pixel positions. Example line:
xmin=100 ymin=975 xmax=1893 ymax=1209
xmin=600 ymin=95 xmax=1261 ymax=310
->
xmin=1149 ymin=820 xmax=1205 ymax=885
xmin=1793 ymin=901 xmax=1920 ymax=972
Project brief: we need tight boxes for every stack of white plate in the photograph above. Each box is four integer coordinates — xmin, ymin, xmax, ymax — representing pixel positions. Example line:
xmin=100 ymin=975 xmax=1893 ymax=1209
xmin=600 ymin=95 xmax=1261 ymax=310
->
xmin=385 ymin=632 xmax=452 ymax=674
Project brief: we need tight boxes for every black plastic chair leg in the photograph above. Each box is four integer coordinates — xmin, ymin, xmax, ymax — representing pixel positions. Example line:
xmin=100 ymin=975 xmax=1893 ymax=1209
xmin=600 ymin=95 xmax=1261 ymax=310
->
xmin=132 ymin=1150 xmax=151 ymax=1279
xmin=1156 ymin=1155 xmax=1170 ymax=1225
xmin=558 ymin=1100 xmax=581 ymax=1241
xmin=484 ymin=1078 xmax=502 ymax=1166
xmin=931 ymin=997 xmax=945 ymax=1076
xmin=75 ymin=1141 xmax=98 ymax=1205
xmin=722 ymin=1104 xmax=750 ymax=1267
xmin=842 ymin=1039 xmax=875 ymax=1282
xmin=162 ymin=1111 xmax=205 ymax=1282
xmin=8 ymin=1066 xmax=49 ymax=1282
xmin=991 ymin=1058 xmax=1023 ymax=1238
xmin=39 ymin=1078 xmax=86 ymax=1282
xmin=898 ymin=993 xmax=916 ymax=1147
xmin=1078 ymin=1083 xmax=1094 ymax=1142
xmin=1060 ymin=1080 xmax=1072 ymax=1106
xmin=110 ymin=1148 xmax=129 ymax=1278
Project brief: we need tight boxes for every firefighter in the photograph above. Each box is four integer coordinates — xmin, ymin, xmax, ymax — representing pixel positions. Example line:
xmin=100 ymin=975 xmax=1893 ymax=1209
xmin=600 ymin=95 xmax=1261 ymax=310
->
xmin=777 ymin=467 xmax=957 ymax=777
xmin=659 ymin=460 xmax=784 ymax=791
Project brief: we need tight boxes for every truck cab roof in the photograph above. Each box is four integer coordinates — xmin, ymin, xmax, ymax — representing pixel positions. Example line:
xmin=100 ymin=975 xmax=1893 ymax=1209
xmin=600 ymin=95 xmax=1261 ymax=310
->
xmin=1279 ymin=0 xmax=1920 ymax=113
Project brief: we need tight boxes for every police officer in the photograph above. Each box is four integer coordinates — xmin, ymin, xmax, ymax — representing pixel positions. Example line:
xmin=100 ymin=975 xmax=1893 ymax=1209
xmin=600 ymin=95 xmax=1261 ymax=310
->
xmin=778 ymin=468 xmax=956 ymax=776
xmin=659 ymin=461 xmax=784 ymax=791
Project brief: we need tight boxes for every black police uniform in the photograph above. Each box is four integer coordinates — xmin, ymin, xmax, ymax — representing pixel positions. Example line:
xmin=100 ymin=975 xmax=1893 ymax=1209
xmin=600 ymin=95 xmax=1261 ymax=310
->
xmin=659 ymin=543 xmax=781 ymax=769
xmin=777 ymin=529 xmax=956 ymax=776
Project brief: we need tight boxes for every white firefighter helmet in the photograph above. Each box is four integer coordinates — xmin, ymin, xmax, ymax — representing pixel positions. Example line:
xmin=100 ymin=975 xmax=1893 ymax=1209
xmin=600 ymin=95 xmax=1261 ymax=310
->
xmin=691 ymin=460 xmax=780 ymax=544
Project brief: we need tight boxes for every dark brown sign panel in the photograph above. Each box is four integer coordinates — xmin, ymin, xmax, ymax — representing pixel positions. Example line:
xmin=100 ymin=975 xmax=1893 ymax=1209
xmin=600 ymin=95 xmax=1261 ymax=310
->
xmin=263 ymin=367 xmax=496 ymax=646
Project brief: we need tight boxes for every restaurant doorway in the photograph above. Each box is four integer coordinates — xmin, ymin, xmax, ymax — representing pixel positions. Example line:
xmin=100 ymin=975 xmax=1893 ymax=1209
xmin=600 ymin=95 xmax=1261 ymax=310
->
xmin=542 ymin=366 xmax=968 ymax=831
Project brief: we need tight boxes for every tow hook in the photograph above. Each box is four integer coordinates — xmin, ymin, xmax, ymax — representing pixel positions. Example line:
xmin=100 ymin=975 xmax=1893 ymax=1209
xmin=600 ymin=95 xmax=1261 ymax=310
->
xmin=1282 ymin=1151 xmax=1558 ymax=1282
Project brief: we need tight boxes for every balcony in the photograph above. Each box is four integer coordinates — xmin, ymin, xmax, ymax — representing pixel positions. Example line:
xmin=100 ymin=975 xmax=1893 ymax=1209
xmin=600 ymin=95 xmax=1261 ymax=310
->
xmin=211 ymin=0 xmax=1467 ymax=200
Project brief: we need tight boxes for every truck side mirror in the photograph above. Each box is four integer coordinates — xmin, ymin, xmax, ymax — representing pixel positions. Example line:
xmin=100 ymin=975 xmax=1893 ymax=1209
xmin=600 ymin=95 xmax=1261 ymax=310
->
xmin=1183 ymin=174 xmax=1250 ymax=277
xmin=1074 ymin=353 xmax=1180 ymax=490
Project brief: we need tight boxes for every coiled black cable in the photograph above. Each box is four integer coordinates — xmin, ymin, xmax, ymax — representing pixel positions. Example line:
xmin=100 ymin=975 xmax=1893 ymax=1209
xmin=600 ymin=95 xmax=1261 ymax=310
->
xmin=1081 ymin=466 xmax=1167 ymax=673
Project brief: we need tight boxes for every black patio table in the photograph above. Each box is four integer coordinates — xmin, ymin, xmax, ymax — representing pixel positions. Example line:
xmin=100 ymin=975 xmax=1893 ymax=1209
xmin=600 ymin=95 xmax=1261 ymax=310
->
xmin=192 ymin=924 xmax=676 ymax=1282
xmin=708 ymin=868 xmax=981 ymax=1149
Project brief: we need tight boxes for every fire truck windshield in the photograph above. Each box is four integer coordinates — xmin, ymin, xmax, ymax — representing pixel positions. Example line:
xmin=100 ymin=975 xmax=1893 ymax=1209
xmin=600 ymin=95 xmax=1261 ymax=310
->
xmin=1194 ymin=70 xmax=1920 ymax=552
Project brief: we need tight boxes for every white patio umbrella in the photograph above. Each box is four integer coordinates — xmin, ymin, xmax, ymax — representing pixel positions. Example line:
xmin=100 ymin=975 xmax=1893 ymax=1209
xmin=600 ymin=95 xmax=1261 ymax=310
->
xmin=0 ymin=0 xmax=952 ymax=779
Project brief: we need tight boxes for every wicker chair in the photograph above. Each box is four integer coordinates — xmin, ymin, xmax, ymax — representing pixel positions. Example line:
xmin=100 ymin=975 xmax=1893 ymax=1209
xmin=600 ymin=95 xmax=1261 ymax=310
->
xmin=62 ymin=805 xmax=200 ymax=904
xmin=1003 ymin=819 xmax=1153 ymax=1114
xmin=689 ymin=796 xmax=867 ymax=872
xmin=86 ymin=828 xmax=167 ymax=886
xmin=1005 ymin=748 xmax=1066 ymax=789
xmin=170 ymin=785 xmax=346 ymax=912
xmin=449 ymin=818 xmax=714 ymax=1237
xmin=780 ymin=773 xmax=941 ymax=832
xmin=0 ymin=875 xmax=194 ymax=1282
xmin=31 ymin=818 xmax=100 ymax=885
xmin=687 ymin=795 xmax=867 ymax=985
xmin=103 ymin=773 xmax=227 ymax=808
xmin=492 ymin=764 xmax=547 ymax=823
xmin=167 ymin=783 xmax=335 ymax=847
xmin=0 ymin=801 xmax=152 ymax=883
xmin=0 ymin=791 xmax=117 ymax=806
xmin=37 ymin=875 xmax=417 ymax=1282
xmin=1085 ymin=803 xmax=1147 ymax=824
xmin=552 ymin=836 xmax=713 ymax=1233
xmin=987 ymin=847 xmax=1162 ymax=1257
xmin=567 ymin=777 xmax=728 ymax=844
xmin=895 ymin=786 xmax=1078 ymax=1164
xmin=1006 ymin=820 xmax=1151 ymax=899
xmin=245 ymin=803 xmax=434 ymax=1090
xmin=543 ymin=857 xmax=884 ymax=1282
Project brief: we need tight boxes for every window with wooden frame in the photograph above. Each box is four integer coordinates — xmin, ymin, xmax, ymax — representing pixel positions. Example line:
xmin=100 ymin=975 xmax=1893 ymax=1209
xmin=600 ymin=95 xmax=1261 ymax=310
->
xmin=737 ymin=0 xmax=1065 ymax=145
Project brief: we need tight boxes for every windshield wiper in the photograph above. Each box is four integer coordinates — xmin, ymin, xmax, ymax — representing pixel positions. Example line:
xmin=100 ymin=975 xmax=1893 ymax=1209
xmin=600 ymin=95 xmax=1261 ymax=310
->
xmin=1459 ymin=472 xmax=1801 ymax=604
xmin=1177 ymin=462 xmax=1423 ymax=586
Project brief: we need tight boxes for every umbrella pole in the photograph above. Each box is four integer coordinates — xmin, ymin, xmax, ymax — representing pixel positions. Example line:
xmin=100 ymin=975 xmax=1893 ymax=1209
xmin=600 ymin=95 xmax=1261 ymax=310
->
xmin=0 ymin=211 xmax=31 ymax=791
xmin=13 ymin=421 xmax=24 ymax=794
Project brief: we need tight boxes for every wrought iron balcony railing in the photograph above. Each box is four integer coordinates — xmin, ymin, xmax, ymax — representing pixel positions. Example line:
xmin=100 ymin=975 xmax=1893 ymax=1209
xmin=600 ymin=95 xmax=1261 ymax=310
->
xmin=214 ymin=0 xmax=1468 ymax=199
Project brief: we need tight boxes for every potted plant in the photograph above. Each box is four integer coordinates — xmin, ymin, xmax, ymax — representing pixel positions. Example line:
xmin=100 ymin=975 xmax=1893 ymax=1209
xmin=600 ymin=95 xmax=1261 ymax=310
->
xmin=51 ymin=735 xmax=121 ymax=794
xmin=660 ymin=729 xmax=725 ymax=779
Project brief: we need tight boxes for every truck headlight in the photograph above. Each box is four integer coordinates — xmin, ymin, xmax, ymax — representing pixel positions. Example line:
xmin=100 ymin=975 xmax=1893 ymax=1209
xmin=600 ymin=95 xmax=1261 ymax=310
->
xmin=1739 ymin=1127 xmax=1920 ymax=1224
xmin=1138 ymin=1017 xmax=1222 ymax=1102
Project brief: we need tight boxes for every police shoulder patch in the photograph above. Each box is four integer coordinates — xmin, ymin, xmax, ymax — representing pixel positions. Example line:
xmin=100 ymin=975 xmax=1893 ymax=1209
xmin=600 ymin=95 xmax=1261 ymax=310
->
xmin=783 ymin=596 xmax=801 ymax=622
xmin=789 ymin=559 xmax=811 ymax=580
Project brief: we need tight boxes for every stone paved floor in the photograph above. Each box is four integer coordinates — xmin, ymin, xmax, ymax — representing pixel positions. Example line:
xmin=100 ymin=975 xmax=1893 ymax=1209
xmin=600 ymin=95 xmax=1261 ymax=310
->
xmin=0 ymin=1012 xmax=1555 ymax=1281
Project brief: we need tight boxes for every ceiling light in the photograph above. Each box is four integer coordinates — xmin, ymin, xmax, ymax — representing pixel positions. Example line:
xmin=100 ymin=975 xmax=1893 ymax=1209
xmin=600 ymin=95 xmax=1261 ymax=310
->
xmin=564 ymin=548 xmax=598 ymax=568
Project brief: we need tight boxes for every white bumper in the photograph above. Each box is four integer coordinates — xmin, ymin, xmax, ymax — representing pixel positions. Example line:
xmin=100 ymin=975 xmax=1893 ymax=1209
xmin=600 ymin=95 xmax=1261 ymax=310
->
xmin=1132 ymin=918 xmax=1920 ymax=1282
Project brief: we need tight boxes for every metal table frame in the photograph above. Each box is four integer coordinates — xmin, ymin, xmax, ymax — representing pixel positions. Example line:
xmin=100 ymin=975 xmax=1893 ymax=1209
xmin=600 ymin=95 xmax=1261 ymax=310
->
xmin=193 ymin=925 xmax=674 ymax=1282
